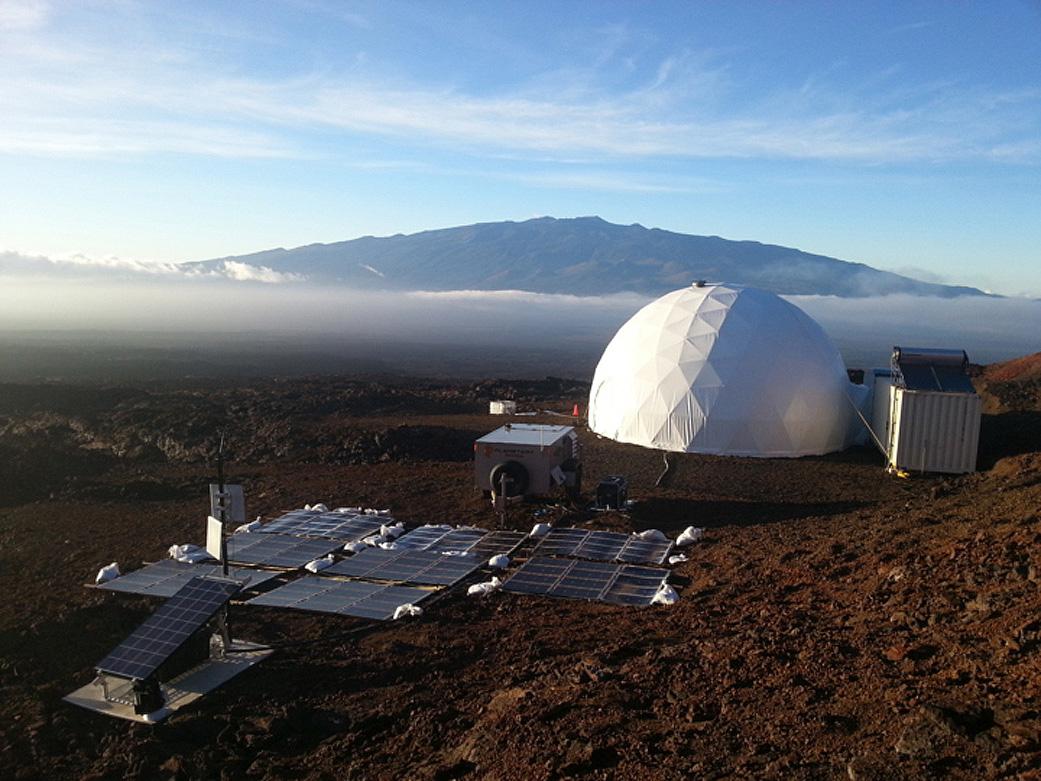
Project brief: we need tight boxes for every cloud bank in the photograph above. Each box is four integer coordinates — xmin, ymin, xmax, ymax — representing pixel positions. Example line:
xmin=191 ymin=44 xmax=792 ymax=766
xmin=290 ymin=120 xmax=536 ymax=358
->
xmin=0 ymin=250 xmax=303 ymax=284
xmin=1 ymin=272 xmax=1038 ymax=372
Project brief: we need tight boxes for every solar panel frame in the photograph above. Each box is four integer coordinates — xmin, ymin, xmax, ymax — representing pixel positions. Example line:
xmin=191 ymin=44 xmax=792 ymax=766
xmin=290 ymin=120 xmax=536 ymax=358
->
xmin=97 ymin=560 xmax=280 ymax=598
xmin=323 ymin=548 xmax=479 ymax=586
xmin=225 ymin=533 xmax=343 ymax=569
xmin=502 ymin=557 xmax=668 ymax=606
xmin=95 ymin=576 xmax=239 ymax=680
xmin=246 ymin=575 xmax=431 ymax=621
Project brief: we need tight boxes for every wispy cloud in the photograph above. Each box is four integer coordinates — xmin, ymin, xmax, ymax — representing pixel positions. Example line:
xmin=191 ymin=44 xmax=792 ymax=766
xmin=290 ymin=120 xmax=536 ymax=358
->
xmin=0 ymin=0 xmax=49 ymax=31
xmin=1 ymin=6 xmax=1038 ymax=167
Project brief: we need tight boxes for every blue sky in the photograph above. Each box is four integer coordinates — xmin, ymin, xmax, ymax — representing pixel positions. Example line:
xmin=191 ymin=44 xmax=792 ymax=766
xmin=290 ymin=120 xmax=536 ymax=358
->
xmin=2 ymin=0 xmax=1040 ymax=295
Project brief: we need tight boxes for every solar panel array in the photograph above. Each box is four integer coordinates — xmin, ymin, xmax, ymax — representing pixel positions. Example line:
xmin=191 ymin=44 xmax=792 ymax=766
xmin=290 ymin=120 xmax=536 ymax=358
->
xmin=97 ymin=559 xmax=279 ymax=598
xmin=395 ymin=526 xmax=527 ymax=557
xmin=95 ymin=576 xmax=239 ymax=680
xmin=324 ymin=548 xmax=479 ymax=586
xmin=532 ymin=528 xmax=672 ymax=565
xmin=225 ymin=534 xmax=342 ymax=569
xmin=258 ymin=510 xmax=386 ymax=542
xmin=247 ymin=575 xmax=432 ymax=620
xmin=502 ymin=557 xmax=668 ymax=606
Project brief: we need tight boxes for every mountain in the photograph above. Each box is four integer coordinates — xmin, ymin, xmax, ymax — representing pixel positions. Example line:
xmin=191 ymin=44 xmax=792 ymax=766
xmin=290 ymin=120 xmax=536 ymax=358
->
xmin=189 ymin=216 xmax=989 ymax=298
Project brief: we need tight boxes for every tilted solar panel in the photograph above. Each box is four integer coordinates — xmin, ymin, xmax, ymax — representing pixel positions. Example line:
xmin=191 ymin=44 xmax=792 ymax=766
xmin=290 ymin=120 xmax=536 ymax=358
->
xmin=246 ymin=575 xmax=431 ymax=621
xmin=97 ymin=559 xmax=279 ymax=598
xmin=95 ymin=576 xmax=239 ymax=680
xmin=324 ymin=548 xmax=479 ymax=586
xmin=502 ymin=557 xmax=668 ymax=606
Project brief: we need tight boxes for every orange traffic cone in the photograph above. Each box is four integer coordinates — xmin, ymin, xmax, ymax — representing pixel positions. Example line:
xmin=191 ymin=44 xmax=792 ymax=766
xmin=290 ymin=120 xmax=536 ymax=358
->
xmin=572 ymin=403 xmax=580 ymax=417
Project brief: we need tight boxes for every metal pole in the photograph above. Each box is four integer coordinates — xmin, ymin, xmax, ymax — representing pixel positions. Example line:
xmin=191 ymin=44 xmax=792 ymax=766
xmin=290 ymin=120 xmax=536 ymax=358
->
xmin=217 ymin=432 xmax=229 ymax=577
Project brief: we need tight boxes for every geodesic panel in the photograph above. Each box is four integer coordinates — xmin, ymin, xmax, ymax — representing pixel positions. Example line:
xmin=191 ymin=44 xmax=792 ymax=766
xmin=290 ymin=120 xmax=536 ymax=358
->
xmin=588 ymin=283 xmax=861 ymax=457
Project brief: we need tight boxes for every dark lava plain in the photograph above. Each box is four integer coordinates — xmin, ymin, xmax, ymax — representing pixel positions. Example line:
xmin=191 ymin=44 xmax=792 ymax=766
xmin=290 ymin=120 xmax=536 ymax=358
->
xmin=2 ymin=369 xmax=1041 ymax=780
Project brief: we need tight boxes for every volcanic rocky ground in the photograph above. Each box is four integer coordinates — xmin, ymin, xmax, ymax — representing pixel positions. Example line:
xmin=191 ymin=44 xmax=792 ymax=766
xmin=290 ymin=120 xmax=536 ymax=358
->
xmin=2 ymin=363 xmax=1041 ymax=780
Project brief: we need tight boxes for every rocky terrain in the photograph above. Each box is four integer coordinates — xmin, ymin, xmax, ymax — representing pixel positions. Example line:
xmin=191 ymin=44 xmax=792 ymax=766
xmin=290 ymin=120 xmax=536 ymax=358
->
xmin=1 ymin=358 xmax=1040 ymax=780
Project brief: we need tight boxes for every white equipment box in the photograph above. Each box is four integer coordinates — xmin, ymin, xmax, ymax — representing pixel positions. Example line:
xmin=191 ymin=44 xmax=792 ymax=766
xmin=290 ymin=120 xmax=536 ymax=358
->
xmin=474 ymin=423 xmax=580 ymax=498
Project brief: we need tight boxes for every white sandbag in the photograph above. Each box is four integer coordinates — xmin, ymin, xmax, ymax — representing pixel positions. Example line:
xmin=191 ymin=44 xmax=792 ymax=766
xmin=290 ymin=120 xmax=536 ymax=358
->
xmin=636 ymin=528 xmax=667 ymax=542
xmin=343 ymin=541 xmax=367 ymax=554
xmin=378 ymin=541 xmax=398 ymax=550
xmin=467 ymin=577 xmax=503 ymax=597
xmin=310 ymin=503 xmax=329 ymax=513
xmin=168 ymin=543 xmax=215 ymax=564
xmin=304 ymin=554 xmax=335 ymax=573
xmin=380 ymin=522 xmax=405 ymax=539
xmin=392 ymin=603 xmax=423 ymax=620
xmin=651 ymin=584 xmax=679 ymax=605
xmin=675 ymin=526 xmax=705 ymax=546
xmin=235 ymin=520 xmax=262 ymax=534
xmin=487 ymin=554 xmax=510 ymax=569
xmin=668 ymin=554 xmax=688 ymax=565
xmin=364 ymin=508 xmax=392 ymax=516
xmin=95 ymin=562 xmax=120 ymax=584
xmin=336 ymin=506 xmax=363 ymax=513
xmin=361 ymin=534 xmax=382 ymax=547
xmin=529 ymin=522 xmax=552 ymax=538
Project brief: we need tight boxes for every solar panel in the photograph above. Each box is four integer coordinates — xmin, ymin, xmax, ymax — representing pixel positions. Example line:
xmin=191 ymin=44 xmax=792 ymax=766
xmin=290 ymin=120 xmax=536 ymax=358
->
xmin=324 ymin=548 xmax=479 ymax=586
xmin=225 ymin=534 xmax=342 ymax=569
xmin=394 ymin=525 xmax=479 ymax=551
xmin=258 ymin=510 xmax=385 ymax=541
xmin=467 ymin=530 xmax=528 ymax=558
xmin=502 ymin=557 xmax=668 ymax=606
xmin=96 ymin=577 xmax=239 ymax=680
xmin=246 ymin=575 xmax=432 ymax=621
xmin=532 ymin=528 xmax=672 ymax=565
xmin=394 ymin=526 xmax=526 ymax=558
xmin=97 ymin=560 xmax=280 ymax=598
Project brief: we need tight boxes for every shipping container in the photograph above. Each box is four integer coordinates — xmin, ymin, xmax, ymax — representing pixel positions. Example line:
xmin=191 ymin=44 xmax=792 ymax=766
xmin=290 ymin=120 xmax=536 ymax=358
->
xmin=884 ymin=346 xmax=981 ymax=474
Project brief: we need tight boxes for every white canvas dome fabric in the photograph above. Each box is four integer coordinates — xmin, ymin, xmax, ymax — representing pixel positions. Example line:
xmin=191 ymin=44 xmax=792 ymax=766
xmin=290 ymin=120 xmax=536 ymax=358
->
xmin=588 ymin=284 xmax=860 ymax=457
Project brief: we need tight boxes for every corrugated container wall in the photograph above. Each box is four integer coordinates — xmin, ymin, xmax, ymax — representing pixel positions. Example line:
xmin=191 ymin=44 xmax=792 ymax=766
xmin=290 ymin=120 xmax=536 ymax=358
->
xmin=889 ymin=388 xmax=981 ymax=474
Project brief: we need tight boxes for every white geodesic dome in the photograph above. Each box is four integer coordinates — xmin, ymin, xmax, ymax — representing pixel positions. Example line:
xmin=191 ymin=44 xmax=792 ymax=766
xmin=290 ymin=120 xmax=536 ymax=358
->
xmin=588 ymin=283 xmax=861 ymax=457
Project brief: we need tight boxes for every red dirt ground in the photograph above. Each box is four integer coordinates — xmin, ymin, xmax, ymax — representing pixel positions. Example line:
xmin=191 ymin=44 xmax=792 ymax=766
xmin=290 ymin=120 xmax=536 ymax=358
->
xmin=2 ymin=377 xmax=1041 ymax=780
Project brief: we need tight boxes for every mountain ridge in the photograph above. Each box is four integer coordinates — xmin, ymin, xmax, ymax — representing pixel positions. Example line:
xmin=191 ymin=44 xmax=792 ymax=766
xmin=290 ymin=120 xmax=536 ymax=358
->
xmin=190 ymin=216 xmax=989 ymax=298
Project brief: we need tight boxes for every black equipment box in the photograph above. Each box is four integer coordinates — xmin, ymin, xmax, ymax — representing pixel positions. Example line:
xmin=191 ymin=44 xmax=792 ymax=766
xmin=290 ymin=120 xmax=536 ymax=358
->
xmin=596 ymin=475 xmax=628 ymax=510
